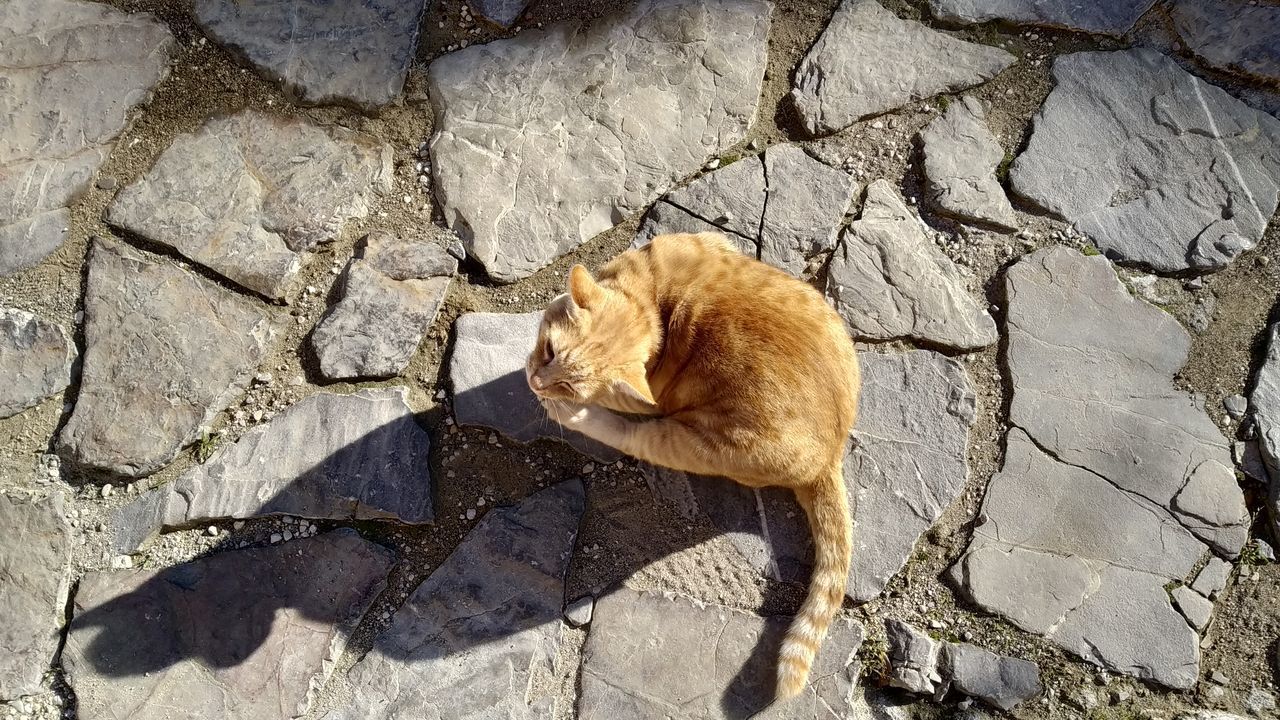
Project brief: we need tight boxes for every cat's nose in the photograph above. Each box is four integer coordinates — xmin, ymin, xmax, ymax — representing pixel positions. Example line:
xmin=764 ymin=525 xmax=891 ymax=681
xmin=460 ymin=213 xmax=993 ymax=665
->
xmin=529 ymin=373 xmax=545 ymax=390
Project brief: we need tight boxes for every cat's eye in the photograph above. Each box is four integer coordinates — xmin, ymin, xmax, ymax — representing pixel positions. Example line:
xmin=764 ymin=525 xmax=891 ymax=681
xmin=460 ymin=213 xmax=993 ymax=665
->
xmin=543 ymin=340 xmax=555 ymax=363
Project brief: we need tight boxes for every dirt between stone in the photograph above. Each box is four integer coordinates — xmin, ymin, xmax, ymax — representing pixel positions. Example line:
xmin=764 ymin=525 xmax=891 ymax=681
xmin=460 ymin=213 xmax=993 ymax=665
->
xmin=0 ymin=1 xmax=1277 ymax=719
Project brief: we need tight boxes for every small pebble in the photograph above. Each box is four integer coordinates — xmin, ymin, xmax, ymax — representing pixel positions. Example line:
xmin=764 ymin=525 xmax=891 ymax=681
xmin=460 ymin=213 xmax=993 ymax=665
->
xmin=466 ymin=508 xmax=477 ymax=520
xmin=206 ymin=526 xmax=218 ymax=537
xmin=270 ymin=533 xmax=283 ymax=544
xmin=101 ymin=483 xmax=114 ymax=498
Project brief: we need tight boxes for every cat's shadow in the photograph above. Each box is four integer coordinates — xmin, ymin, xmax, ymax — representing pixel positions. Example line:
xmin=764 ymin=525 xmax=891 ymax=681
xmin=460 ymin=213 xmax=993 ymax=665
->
xmin=66 ymin=371 xmax=814 ymax=720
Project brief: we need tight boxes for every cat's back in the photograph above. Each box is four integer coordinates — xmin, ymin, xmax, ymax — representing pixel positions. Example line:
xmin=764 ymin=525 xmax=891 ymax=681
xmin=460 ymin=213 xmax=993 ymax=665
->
xmin=636 ymin=233 xmax=858 ymax=419
xmin=642 ymin=232 xmax=843 ymax=346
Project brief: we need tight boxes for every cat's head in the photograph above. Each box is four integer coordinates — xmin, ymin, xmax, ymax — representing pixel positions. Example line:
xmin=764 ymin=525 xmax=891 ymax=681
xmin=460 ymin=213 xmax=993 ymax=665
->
xmin=526 ymin=265 xmax=656 ymax=408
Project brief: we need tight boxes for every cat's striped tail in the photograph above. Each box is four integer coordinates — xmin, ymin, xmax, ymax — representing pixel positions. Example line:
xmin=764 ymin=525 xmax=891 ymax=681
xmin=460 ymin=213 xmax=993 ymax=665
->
xmin=776 ymin=464 xmax=853 ymax=700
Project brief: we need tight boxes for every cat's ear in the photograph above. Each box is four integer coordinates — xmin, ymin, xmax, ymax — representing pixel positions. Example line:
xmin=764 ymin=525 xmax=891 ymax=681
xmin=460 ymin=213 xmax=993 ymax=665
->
xmin=568 ymin=264 xmax=603 ymax=309
xmin=611 ymin=365 xmax=657 ymax=411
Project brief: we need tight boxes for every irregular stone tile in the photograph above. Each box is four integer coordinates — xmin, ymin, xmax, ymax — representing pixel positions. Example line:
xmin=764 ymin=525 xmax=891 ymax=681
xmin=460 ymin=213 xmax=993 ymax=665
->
xmin=633 ymin=145 xmax=857 ymax=275
xmin=1169 ymin=1 xmax=1280 ymax=84
xmin=0 ymin=309 xmax=75 ymax=419
xmin=632 ymin=201 xmax=760 ymax=257
xmin=579 ymin=588 xmax=865 ymax=719
xmin=885 ymin=619 xmax=943 ymax=695
xmin=0 ymin=493 xmax=71 ymax=701
xmin=112 ymin=388 xmax=432 ymax=552
xmin=664 ymin=350 xmax=976 ymax=604
xmin=58 ymin=240 xmax=275 ymax=478
xmin=951 ymin=430 xmax=1207 ymax=688
xmin=1002 ymin=247 xmax=1247 ymax=554
xmin=428 ymin=0 xmax=771 ymax=282
xmin=945 ymin=244 xmax=1251 ymax=688
xmin=928 ymin=0 xmax=1155 ymax=36
xmin=107 ymin=111 xmax=393 ymax=300
xmin=945 ymin=643 xmax=1042 ymax=711
xmin=63 ymin=529 xmax=392 ymax=720
xmin=1171 ymin=586 xmax=1213 ymax=632
xmin=635 ymin=145 xmax=857 ymax=275
xmin=790 ymin=0 xmax=1014 ymax=137
xmin=827 ymin=180 xmax=998 ymax=350
xmin=1191 ymin=557 xmax=1232 ymax=599
xmin=328 ymin=481 xmax=583 ymax=720
xmin=471 ymin=0 xmax=530 ymax=27
xmin=1050 ymin=564 xmax=1200 ymax=689
xmin=1252 ymin=323 xmax=1280 ymax=539
xmin=920 ymin=96 xmax=1016 ymax=231
xmin=195 ymin=0 xmax=426 ymax=108
xmin=1011 ymin=50 xmax=1280 ymax=273
xmin=311 ymin=232 xmax=455 ymax=380
xmin=758 ymin=145 xmax=859 ymax=275
xmin=450 ymin=312 xmax=620 ymax=462
xmin=883 ymin=619 xmax=1041 ymax=711
xmin=0 ymin=0 xmax=172 ymax=276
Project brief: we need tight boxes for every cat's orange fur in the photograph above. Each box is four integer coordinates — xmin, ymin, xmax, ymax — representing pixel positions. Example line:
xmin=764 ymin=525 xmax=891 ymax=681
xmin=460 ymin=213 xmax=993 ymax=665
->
xmin=525 ymin=232 xmax=860 ymax=700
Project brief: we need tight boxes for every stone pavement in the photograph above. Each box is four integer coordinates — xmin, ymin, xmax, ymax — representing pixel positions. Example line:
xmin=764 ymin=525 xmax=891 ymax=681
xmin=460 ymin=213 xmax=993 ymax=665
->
xmin=0 ymin=0 xmax=1278 ymax=719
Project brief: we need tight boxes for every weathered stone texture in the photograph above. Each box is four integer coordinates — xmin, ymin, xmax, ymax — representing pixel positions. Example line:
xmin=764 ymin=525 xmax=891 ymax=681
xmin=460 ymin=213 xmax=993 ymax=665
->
xmin=827 ymin=180 xmax=997 ymax=350
xmin=0 ymin=0 xmax=172 ymax=276
xmin=0 ymin=493 xmax=71 ymax=701
xmin=108 ymin=111 xmax=392 ymax=299
xmin=1011 ymin=50 xmax=1280 ymax=273
xmin=429 ymin=0 xmax=771 ymax=281
xmin=0 ymin=309 xmax=75 ymax=419
xmin=195 ymin=0 xmax=426 ymax=108
xmin=329 ymin=481 xmax=583 ymax=720
xmin=64 ymin=530 xmax=393 ymax=720
xmin=58 ymin=240 xmax=275 ymax=478
xmin=112 ymin=388 xmax=433 ymax=552
xmin=791 ymin=0 xmax=1014 ymax=136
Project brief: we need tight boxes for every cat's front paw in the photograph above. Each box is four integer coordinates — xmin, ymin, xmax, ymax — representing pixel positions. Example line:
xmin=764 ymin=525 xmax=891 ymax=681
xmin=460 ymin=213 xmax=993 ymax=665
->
xmin=541 ymin=398 xmax=593 ymax=428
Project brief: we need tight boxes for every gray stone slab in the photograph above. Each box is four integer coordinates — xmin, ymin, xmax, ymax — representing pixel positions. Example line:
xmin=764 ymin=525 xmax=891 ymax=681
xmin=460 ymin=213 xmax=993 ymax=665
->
xmin=929 ymin=0 xmax=1156 ymax=36
xmin=1011 ymin=50 xmax=1280 ymax=273
xmin=945 ymin=643 xmax=1041 ymax=711
xmin=633 ymin=201 xmax=760 ymax=257
xmin=579 ymin=588 xmax=865 ymax=719
xmin=58 ymin=240 xmax=276 ymax=478
xmin=471 ymin=0 xmax=531 ymax=27
xmin=1002 ymin=247 xmax=1247 ymax=554
xmin=1252 ymin=323 xmax=1280 ymax=540
xmin=790 ymin=0 xmax=1014 ymax=137
xmin=1050 ymin=564 xmax=1200 ymax=690
xmin=0 ymin=308 xmax=75 ymax=419
xmin=636 ymin=145 xmax=856 ymax=276
xmin=634 ymin=145 xmax=856 ymax=275
xmin=1191 ymin=557 xmax=1232 ymax=599
xmin=951 ymin=429 xmax=1205 ymax=688
xmin=64 ymin=529 xmax=393 ymax=720
xmin=112 ymin=388 xmax=433 ymax=552
xmin=1171 ymin=585 xmax=1213 ymax=632
xmin=312 ymin=232 xmax=455 ymax=380
xmin=920 ymin=96 xmax=1017 ymax=231
xmin=195 ymin=0 xmax=427 ymax=108
xmin=827 ymin=180 xmax=998 ymax=350
xmin=0 ymin=0 xmax=172 ymax=276
xmin=759 ymin=145 xmax=859 ymax=276
xmin=108 ymin=111 xmax=393 ymax=300
xmin=428 ymin=0 xmax=771 ymax=282
xmin=669 ymin=350 xmax=975 ymax=604
xmin=0 ymin=493 xmax=71 ymax=702
xmin=1170 ymin=0 xmax=1280 ymax=84
xmin=886 ymin=619 xmax=943 ymax=695
xmin=450 ymin=312 xmax=620 ymax=462
xmin=328 ymin=481 xmax=583 ymax=720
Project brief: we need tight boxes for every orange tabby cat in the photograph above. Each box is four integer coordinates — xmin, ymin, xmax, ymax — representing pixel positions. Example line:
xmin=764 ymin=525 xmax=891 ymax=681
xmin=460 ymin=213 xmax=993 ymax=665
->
xmin=525 ymin=232 xmax=860 ymax=700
